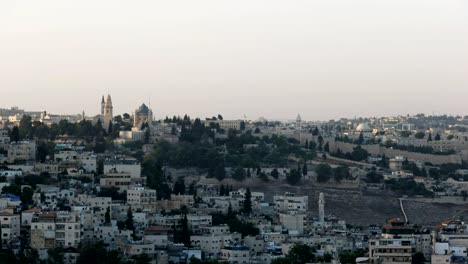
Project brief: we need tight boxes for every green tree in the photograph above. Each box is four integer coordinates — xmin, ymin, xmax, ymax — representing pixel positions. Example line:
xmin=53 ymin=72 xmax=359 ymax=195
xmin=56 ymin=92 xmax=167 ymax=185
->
xmin=240 ymin=121 xmax=246 ymax=130
xmin=105 ymin=206 xmax=111 ymax=224
xmin=271 ymin=258 xmax=290 ymax=264
xmin=132 ymin=254 xmax=151 ymax=264
xmin=144 ymin=127 xmax=151 ymax=143
xmin=288 ymin=244 xmax=315 ymax=264
xmin=11 ymin=126 xmax=20 ymax=142
xmin=286 ymin=169 xmax=302 ymax=185
xmin=77 ymin=242 xmax=123 ymax=264
xmin=259 ymin=172 xmax=269 ymax=182
xmin=302 ymin=163 xmax=308 ymax=176
xmin=312 ymin=127 xmax=319 ymax=136
xmin=366 ymin=170 xmax=383 ymax=183
xmin=350 ymin=146 xmax=369 ymax=161
xmin=400 ymin=131 xmax=412 ymax=138
xmin=427 ymin=133 xmax=433 ymax=142
xmin=414 ymin=131 xmax=425 ymax=139
xmin=412 ymin=252 xmax=425 ymax=264
xmin=47 ymin=246 xmax=65 ymax=264
xmin=19 ymin=115 xmax=33 ymax=139
xmin=323 ymin=142 xmax=330 ymax=152
xmin=232 ymin=167 xmax=246 ymax=181
xmin=339 ymin=249 xmax=366 ymax=264
xmin=173 ymin=177 xmax=186 ymax=195
xmin=271 ymin=168 xmax=279 ymax=179
xmin=125 ymin=207 xmax=135 ymax=231
xmin=357 ymin=132 xmax=364 ymax=145
xmin=214 ymin=163 xmax=226 ymax=181
xmin=180 ymin=214 xmax=191 ymax=246
xmin=462 ymin=191 xmax=467 ymax=201
xmin=188 ymin=181 xmax=196 ymax=196
xmin=333 ymin=166 xmax=350 ymax=183
xmin=316 ymin=163 xmax=332 ymax=183
xmin=144 ymin=159 xmax=171 ymax=200
xmin=20 ymin=187 xmax=34 ymax=208
xmin=434 ymin=133 xmax=441 ymax=141
xmin=243 ymin=188 xmax=252 ymax=214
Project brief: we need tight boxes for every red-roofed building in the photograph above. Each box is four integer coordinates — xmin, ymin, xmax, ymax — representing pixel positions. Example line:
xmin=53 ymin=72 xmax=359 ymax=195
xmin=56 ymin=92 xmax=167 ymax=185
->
xmin=382 ymin=218 xmax=414 ymax=238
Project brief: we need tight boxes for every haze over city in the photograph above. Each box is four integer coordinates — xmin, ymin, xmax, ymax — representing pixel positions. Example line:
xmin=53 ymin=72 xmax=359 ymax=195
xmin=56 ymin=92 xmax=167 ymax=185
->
xmin=1 ymin=0 xmax=468 ymax=120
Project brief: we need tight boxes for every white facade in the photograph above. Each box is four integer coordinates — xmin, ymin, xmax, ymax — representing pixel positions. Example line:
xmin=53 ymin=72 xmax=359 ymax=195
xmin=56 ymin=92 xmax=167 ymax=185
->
xmin=127 ymin=187 xmax=157 ymax=205
xmin=54 ymin=151 xmax=97 ymax=173
xmin=279 ymin=213 xmax=307 ymax=234
xmin=104 ymin=161 xmax=141 ymax=179
xmin=8 ymin=140 xmax=36 ymax=162
xmin=203 ymin=120 xmax=243 ymax=131
xmin=190 ymin=234 xmax=234 ymax=258
xmin=220 ymin=247 xmax=250 ymax=264
xmin=0 ymin=211 xmax=20 ymax=244
xmin=187 ymin=215 xmax=212 ymax=234
xmin=274 ymin=192 xmax=308 ymax=214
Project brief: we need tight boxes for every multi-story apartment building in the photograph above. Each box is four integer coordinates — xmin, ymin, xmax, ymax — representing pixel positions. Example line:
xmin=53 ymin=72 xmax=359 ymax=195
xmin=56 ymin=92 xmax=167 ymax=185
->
xmin=7 ymin=140 xmax=36 ymax=162
xmin=220 ymin=246 xmax=250 ymax=264
xmin=187 ymin=215 xmax=212 ymax=234
xmin=100 ymin=171 xmax=133 ymax=191
xmin=54 ymin=150 xmax=97 ymax=173
xmin=190 ymin=234 xmax=235 ymax=258
xmin=369 ymin=237 xmax=414 ymax=264
xmin=55 ymin=212 xmax=81 ymax=248
xmin=127 ymin=187 xmax=157 ymax=205
xmin=31 ymin=212 xmax=58 ymax=251
xmin=0 ymin=210 xmax=20 ymax=245
xmin=274 ymin=192 xmax=308 ymax=214
xmin=0 ymin=130 xmax=10 ymax=150
xmin=279 ymin=213 xmax=307 ymax=234
xmin=76 ymin=195 xmax=112 ymax=210
xmin=30 ymin=211 xmax=81 ymax=252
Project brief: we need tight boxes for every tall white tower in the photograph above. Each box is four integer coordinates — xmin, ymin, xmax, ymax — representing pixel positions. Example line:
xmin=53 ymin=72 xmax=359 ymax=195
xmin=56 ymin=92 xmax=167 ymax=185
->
xmin=318 ymin=192 xmax=325 ymax=223
xmin=103 ymin=94 xmax=113 ymax=133
xmin=296 ymin=114 xmax=302 ymax=130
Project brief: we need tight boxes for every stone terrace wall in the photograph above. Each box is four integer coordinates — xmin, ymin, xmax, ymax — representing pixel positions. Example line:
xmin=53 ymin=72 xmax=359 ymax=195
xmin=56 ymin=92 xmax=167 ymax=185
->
xmin=327 ymin=139 xmax=463 ymax=165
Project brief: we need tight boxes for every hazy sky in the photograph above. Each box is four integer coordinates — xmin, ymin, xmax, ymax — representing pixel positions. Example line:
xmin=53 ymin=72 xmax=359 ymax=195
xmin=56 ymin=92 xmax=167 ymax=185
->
xmin=1 ymin=0 xmax=467 ymax=121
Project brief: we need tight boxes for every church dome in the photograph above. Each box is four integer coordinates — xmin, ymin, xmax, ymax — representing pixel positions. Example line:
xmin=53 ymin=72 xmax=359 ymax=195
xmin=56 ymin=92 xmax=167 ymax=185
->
xmin=356 ymin=123 xmax=371 ymax=132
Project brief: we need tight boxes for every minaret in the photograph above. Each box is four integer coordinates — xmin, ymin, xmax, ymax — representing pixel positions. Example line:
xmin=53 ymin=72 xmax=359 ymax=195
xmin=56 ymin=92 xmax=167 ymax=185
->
xmin=101 ymin=96 xmax=105 ymax=116
xmin=318 ymin=192 xmax=325 ymax=223
xmin=103 ymin=94 xmax=113 ymax=133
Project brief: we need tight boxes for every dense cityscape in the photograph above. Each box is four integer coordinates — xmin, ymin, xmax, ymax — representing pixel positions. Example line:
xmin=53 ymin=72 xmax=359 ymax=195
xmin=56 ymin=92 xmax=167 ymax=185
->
xmin=0 ymin=95 xmax=468 ymax=264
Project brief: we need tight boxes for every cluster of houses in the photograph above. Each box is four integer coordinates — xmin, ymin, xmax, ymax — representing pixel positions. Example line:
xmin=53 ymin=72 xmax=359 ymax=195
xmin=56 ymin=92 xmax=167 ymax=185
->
xmin=2 ymin=101 xmax=468 ymax=263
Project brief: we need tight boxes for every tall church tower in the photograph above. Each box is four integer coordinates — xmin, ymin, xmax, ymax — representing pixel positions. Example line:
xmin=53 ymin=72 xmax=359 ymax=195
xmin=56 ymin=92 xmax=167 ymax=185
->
xmin=318 ymin=192 xmax=325 ymax=223
xmin=103 ymin=94 xmax=113 ymax=133
xmin=296 ymin=114 xmax=302 ymax=130
xmin=101 ymin=96 xmax=105 ymax=116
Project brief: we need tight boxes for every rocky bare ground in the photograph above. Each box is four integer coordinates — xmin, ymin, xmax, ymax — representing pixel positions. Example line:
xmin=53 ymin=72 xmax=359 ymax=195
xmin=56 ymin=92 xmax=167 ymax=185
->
xmin=193 ymin=176 xmax=468 ymax=227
